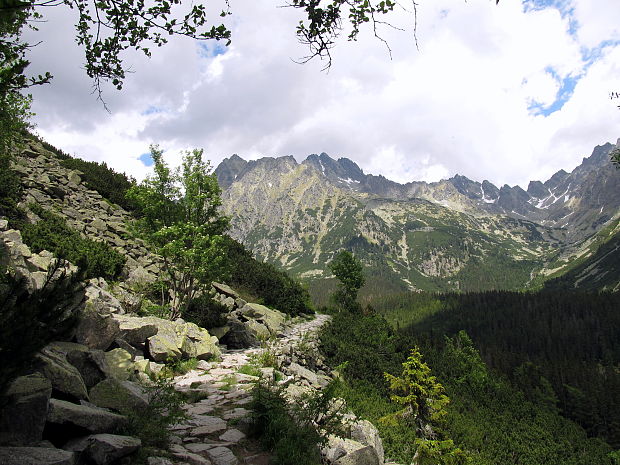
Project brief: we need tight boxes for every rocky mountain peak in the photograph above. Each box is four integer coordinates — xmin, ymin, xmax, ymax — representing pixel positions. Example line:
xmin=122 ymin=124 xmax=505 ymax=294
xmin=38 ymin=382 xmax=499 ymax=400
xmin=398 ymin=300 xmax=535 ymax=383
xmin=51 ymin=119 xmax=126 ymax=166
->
xmin=214 ymin=154 xmax=248 ymax=189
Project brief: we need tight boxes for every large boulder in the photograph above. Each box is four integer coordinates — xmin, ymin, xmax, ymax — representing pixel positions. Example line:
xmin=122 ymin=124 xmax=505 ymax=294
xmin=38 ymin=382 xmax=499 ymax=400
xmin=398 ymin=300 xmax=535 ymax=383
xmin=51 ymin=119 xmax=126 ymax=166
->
xmin=74 ymin=305 xmax=120 ymax=351
xmin=112 ymin=314 xmax=159 ymax=346
xmin=239 ymin=303 xmax=285 ymax=334
xmin=64 ymin=434 xmax=141 ymax=465
xmin=46 ymin=342 xmax=108 ymax=389
xmin=322 ymin=436 xmax=380 ymax=465
xmin=0 ymin=374 xmax=52 ymax=446
xmin=47 ymin=399 xmax=126 ymax=435
xmin=35 ymin=346 xmax=89 ymax=401
xmin=103 ymin=348 xmax=134 ymax=381
xmin=212 ymin=282 xmax=240 ymax=299
xmin=89 ymin=378 xmax=149 ymax=413
xmin=183 ymin=322 xmax=221 ymax=360
xmin=222 ymin=304 xmax=287 ymax=349
xmin=145 ymin=317 xmax=220 ymax=362
xmin=0 ymin=446 xmax=75 ymax=465
xmin=350 ymin=420 xmax=384 ymax=465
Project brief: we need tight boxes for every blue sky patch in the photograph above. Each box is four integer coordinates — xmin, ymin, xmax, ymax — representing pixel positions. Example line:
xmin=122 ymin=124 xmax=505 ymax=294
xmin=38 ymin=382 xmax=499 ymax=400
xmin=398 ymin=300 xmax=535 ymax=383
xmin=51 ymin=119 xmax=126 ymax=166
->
xmin=198 ymin=41 xmax=228 ymax=59
xmin=528 ymin=67 xmax=580 ymax=117
xmin=139 ymin=153 xmax=154 ymax=167
xmin=141 ymin=105 xmax=163 ymax=116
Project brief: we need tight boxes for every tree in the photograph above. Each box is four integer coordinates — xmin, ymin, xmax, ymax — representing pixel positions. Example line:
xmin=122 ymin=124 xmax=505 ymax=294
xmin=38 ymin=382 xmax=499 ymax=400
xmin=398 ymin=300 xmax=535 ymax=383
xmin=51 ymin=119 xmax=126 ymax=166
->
xmin=384 ymin=347 xmax=450 ymax=429
xmin=329 ymin=249 xmax=365 ymax=311
xmin=126 ymin=144 xmax=229 ymax=320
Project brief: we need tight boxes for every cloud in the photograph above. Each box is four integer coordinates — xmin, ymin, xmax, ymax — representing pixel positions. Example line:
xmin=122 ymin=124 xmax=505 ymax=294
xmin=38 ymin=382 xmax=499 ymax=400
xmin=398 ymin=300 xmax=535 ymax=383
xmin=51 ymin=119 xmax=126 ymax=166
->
xmin=24 ymin=0 xmax=620 ymax=188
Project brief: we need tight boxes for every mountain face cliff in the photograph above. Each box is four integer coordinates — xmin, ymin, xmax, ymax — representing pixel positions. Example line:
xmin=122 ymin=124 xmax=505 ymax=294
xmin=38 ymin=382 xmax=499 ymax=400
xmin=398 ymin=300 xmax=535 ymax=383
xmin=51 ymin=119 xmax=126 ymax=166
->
xmin=216 ymin=140 xmax=620 ymax=297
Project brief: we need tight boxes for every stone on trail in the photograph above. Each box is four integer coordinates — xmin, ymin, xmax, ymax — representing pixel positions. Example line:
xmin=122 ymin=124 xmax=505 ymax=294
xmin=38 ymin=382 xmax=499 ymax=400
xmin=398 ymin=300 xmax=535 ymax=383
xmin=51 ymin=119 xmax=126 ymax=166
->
xmin=218 ymin=429 xmax=246 ymax=443
xmin=206 ymin=446 xmax=239 ymax=465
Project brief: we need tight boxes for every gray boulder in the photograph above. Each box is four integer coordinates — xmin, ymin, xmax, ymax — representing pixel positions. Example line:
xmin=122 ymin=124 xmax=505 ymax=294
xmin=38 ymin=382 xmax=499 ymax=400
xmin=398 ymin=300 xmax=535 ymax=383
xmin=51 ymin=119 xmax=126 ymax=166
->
xmin=36 ymin=346 xmax=89 ymax=401
xmin=0 ymin=374 xmax=52 ymax=446
xmin=89 ymin=378 xmax=149 ymax=413
xmin=47 ymin=399 xmax=126 ymax=434
xmin=0 ymin=446 xmax=75 ymax=465
xmin=112 ymin=314 xmax=159 ymax=346
xmin=74 ymin=304 xmax=120 ymax=351
xmin=323 ymin=436 xmax=380 ymax=465
xmin=46 ymin=342 xmax=108 ymax=389
xmin=145 ymin=317 xmax=220 ymax=362
xmin=103 ymin=348 xmax=134 ymax=381
xmin=350 ymin=420 xmax=384 ymax=465
xmin=64 ymin=434 xmax=141 ymax=465
xmin=212 ymin=282 xmax=240 ymax=299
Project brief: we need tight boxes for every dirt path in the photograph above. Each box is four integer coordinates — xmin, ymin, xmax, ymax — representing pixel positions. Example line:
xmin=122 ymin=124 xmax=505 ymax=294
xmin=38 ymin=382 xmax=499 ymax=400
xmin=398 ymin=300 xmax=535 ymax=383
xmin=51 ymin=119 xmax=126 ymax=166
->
xmin=161 ymin=313 xmax=331 ymax=465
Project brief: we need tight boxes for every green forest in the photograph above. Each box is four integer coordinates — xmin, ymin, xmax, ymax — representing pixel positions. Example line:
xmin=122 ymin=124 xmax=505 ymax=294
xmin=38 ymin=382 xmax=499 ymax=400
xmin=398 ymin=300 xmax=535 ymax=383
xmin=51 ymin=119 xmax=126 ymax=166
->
xmin=316 ymin=268 xmax=620 ymax=464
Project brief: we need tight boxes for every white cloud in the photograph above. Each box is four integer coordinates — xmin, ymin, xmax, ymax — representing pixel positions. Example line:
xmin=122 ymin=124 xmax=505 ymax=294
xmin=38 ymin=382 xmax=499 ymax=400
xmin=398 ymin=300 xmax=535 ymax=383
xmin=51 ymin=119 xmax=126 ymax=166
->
xmin=23 ymin=0 xmax=620 ymax=188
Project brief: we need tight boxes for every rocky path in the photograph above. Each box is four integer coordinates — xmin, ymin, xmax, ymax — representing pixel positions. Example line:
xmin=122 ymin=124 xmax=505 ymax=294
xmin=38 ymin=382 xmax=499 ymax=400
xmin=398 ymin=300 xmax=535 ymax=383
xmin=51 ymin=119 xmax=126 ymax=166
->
xmin=153 ymin=314 xmax=331 ymax=465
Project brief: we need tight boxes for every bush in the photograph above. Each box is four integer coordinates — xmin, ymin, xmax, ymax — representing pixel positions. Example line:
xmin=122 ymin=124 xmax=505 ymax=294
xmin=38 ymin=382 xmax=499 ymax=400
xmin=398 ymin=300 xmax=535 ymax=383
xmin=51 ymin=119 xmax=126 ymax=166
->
xmin=223 ymin=237 xmax=313 ymax=316
xmin=0 ymin=257 xmax=84 ymax=397
xmin=21 ymin=204 xmax=126 ymax=280
xmin=249 ymin=382 xmax=344 ymax=465
xmin=118 ymin=377 xmax=187 ymax=452
xmin=181 ymin=294 xmax=228 ymax=329
xmin=0 ymin=153 xmax=26 ymax=226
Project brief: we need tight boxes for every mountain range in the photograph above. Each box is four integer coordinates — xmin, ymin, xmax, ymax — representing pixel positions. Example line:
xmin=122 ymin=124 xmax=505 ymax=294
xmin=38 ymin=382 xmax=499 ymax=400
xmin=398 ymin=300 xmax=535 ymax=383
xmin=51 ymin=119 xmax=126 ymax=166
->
xmin=215 ymin=139 xmax=620 ymax=301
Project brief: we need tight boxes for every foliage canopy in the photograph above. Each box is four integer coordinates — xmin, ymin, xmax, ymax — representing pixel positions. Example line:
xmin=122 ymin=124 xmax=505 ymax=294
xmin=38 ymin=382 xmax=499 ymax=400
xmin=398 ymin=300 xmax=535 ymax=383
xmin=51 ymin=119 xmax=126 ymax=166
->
xmin=127 ymin=145 xmax=229 ymax=319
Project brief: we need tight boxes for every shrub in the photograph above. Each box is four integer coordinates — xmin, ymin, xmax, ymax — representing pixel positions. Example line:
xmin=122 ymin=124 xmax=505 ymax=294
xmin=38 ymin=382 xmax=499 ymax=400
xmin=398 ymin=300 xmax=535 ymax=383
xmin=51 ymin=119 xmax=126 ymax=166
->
xmin=181 ymin=293 xmax=228 ymax=329
xmin=0 ymin=257 xmax=85 ymax=397
xmin=249 ymin=382 xmax=344 ymax=465
xmin=118 ymin=377 xmax=187 ymax=451
xmin=0 ymin=153 xmax=26 ymax=226
xmin=21 ymin=204 xmax=126 ymax=280
xmin=223 ymin=237 xmax=313 ymax=316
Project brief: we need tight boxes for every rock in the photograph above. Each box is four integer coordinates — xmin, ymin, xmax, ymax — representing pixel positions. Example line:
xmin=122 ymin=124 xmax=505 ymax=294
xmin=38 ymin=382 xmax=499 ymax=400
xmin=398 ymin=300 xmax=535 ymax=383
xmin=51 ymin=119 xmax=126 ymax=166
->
xmin=221 ymin=297 xmax=236 ymax=310
xmin=183 ymin=322 xmax=221 ymax=361
xmin=350 ymin=420 xmax=384 ymax=465
xmin=0 ymin=374 xmax=52 ymax=446
xmin=112 ymin=314 xmax=159 ymax=345
xmin=75 ymin=304 xmax=120 ymax=351
xmin=146 ymin=317 xmax=220 ymax=363
xmin=68 ymin=170 xmax=82 ymax=185
xmin=89 ymin=378 xmax=149 ymax=413
xmin=64 ymin=434 xmax=141 ymax=465
xmin=147 ymin=458 xmax=174 ymax=465
xmin=47 ymin=399 xmax=126 ymax=434
xmin=218 ymin=429 xmax=245 ymax=443
xmin=209 ymin=326 xmax=229 ymax=340
xmin=47 ymin=342 xmax=109 ymax=389
xmin=221 ymin=408 xmax=250 ymax=421
xmin=212 ymin=282 xmax=240 ymax=299
xmin=189 ymin=416 xmax=227 ymax=436
xmin=323 ymin=437 xmax=380 ymax=465
xmin=0 ymin=446 xmax=75 ymax=465
xmin=172 ymin=451 xmax=212 ymax=465
xmin=36 ymin=346 xmax=89 ymax=401
xmin=104 ymin=348 xmax=134 ymax=381
xmin=206 ymin=446 xmax=239 ymax=465
xmin=239 ymin=303 xmax=285 ymax=334
xmin=287 ymin=362 xmax=319 ymax=386
xmin=245 ymin=320 xmax=270 ymax=340
xmin=89 ymin=218 xmax=107 ymax=232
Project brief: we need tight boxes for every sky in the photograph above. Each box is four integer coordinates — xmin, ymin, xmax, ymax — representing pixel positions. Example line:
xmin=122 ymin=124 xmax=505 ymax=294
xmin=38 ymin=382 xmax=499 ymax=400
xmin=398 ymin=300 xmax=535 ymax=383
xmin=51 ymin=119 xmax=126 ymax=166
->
xmin=24 ymin=0 xmax=620 ymax=188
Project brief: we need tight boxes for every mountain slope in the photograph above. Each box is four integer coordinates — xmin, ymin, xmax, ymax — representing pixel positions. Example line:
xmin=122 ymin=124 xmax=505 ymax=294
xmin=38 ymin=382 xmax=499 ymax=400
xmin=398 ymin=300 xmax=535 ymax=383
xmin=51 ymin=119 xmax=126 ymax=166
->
xmin=216 ymin=139 xmax=620 ymax=298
